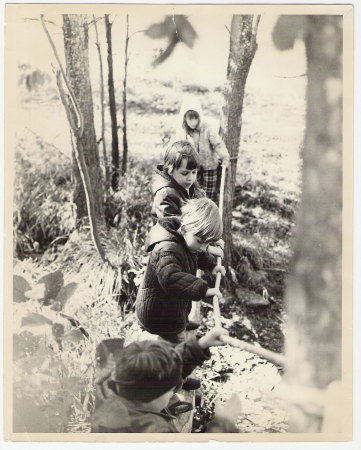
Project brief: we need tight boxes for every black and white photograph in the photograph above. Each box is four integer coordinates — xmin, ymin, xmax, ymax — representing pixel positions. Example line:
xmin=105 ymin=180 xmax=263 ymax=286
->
xmin=3 ymin=2 xmax=354 ymax=443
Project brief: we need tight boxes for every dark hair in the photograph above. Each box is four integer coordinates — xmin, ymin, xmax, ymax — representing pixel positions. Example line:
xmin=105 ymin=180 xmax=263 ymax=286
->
xmin=109 ymin=340 xmax=183 ymax=402
xmin=164 ymin=140 xmax=200 ymax=173
xmin=183 ymin=109 xmax=200 ymax=133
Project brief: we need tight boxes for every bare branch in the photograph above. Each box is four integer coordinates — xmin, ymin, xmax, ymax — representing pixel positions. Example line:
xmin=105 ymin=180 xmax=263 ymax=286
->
xmin=41 ymin=14 xmax=84 ymax=137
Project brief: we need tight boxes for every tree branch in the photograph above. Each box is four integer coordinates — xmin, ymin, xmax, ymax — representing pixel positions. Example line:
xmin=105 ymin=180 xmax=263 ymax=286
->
xmin=41 ymin=14 xmax=84 ymax=137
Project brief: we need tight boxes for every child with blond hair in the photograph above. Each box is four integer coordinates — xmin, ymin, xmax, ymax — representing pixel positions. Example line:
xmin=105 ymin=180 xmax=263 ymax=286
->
xmin=136 ymin=197 xmax=225 ymax=345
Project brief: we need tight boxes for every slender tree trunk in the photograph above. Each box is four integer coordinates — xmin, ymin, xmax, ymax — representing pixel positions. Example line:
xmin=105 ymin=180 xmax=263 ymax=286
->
xmin=273 ymin=15 xmax=343 ymax=432
xmin=93 ymin=15 xmax=109 ymax=190
xmin=62 ymin=14 xmax=105 ymax=224
xmin=220 ymin=15 xmax=259 ymax=268
xmin=105 ymin=14 xmax=120 ymax=190
xmin=122 ymin=14 xmax=129 ymax=174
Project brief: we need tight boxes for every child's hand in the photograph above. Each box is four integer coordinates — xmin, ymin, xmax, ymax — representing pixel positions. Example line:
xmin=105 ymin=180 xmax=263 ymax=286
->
xmin=214 ymin=394 xmax=242 ymax=423
xmin=212 ymin=265 xmax=226 ymax=277
xmin=207 ymin=245 xmax=224 ymax=259
xmin=221 ymin=158 xmax=230 ymax=169
xmin=198 ymin=326 xmax=229 ymax=349
xmin=205 ymin=287 xmax=222 ymax=299
xmin=215 ymin=239 xmax=225 ymax=250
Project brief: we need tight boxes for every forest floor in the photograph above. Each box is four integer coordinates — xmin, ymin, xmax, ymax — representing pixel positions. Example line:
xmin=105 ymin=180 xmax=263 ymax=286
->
xmin=12 ymin=69 xmax=304 ymax=433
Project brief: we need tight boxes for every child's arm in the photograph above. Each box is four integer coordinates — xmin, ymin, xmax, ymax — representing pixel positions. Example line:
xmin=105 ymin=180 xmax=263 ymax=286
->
xmin=206 ymin=126 xmax=230 ymax=167
xmin=176 ymin=327 xmax=229 ymax=379
xmin=153 ymin=189 xmax=182 ymax=218
xmin=156 ymin=247 xmax=209 ymax=301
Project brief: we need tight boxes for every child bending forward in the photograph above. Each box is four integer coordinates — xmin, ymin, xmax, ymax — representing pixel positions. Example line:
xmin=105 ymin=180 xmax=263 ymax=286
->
xmin=136 ymin=197 xmax=225 ymax=344
xmin=91 ymin=327 xmax=240 ymax=433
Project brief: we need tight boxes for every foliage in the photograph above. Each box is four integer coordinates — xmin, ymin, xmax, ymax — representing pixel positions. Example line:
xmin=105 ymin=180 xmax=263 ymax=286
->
xmin=14 ymin=130 xmax=76 ymax=257
xmin=12 ymin=263 xmax=127 ymax=433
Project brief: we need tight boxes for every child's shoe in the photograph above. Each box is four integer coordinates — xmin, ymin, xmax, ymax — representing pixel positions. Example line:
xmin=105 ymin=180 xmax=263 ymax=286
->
xmin=182 ymin=376 xmax=201 ymax=390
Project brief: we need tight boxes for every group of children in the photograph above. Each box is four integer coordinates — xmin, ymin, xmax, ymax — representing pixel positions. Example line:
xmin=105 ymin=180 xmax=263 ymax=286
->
xmin=91 ymin=98 xmax=238 ymax=433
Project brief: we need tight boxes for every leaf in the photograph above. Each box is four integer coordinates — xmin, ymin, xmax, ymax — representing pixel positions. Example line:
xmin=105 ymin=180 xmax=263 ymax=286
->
xmin=55 ymin=282 xmax=78 ymax=307
xmin=21 ymin=312 xmax=53 ymax=327
xmin=13 ymin=275 xmax=31 ymax=302
xmin=24 ymin=283 xmax=46 ymax=300
xmin=62 ymin=328 xmax=86 ymax=344
xmin=37 ymin=270 xmax=64 ymax=304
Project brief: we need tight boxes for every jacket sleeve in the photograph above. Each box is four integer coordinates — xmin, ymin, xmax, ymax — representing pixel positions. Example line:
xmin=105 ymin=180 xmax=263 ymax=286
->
xmin=206 ymin=125 xmax=230 ymax=164
xmin=197 ymin=251 xmax=216 ymax=271
xmin=175 ymin=335 xmax=211 ymax=379
xmin=156 ymin=247 xmax=209 ymax=301
xmin=153 ymin=189 xmax=181 ymax=218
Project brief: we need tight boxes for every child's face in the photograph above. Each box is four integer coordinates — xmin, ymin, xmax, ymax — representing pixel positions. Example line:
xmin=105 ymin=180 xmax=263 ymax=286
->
xmin=171 ymin=158 xmax=198 ymax=190
xmin=183 ymin=232 xmax=208 ymax=252
xmin=184 ymin=111 xmax=200 ymax=130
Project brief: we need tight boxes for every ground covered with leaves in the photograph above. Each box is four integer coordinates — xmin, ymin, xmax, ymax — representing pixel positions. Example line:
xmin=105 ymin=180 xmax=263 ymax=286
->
xmin=12 ymin=65 xmax=304 ymax=432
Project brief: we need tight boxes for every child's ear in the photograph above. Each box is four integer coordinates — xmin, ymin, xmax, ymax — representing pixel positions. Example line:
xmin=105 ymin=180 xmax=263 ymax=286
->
xmin=167 ymin=165 xmax=174 ymax=174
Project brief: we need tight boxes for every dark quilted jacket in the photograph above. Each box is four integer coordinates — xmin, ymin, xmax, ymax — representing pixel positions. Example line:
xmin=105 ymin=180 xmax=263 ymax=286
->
xmin=151 ymin=164 xmax=205 ymax=219
xmin=135 ymin=217 xmax=215 ymax=335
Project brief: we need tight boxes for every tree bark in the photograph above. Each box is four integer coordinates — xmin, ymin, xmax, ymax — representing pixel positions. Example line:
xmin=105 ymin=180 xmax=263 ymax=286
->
xmin=220 ymin=15 xmax=259 ymax=268
xmin=62 ymin=14 xmax=105 ymax=223
xmin=274 ymin=15 xmax=343 ymax=432
xmin=93 ymin=15 xmax=109 ymax=190
xmin=122 ymin=15 xmax=129 ymax=174
xmin=105 ymin=14 xmax=120 ymax=190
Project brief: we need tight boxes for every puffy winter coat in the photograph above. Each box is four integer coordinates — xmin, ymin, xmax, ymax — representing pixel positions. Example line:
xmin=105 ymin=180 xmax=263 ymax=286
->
xmin=174 ymin=97 xmax=230 ymax=171
xmin=135 ymin=217 xmax=215 ymax=335
xmin=151 ymin=164 xmax=205 ymax=219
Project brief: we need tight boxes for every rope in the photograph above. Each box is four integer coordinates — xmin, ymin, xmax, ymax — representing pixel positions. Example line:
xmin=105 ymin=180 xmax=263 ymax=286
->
xmin=213 ymin=164 xmax=227 ymax=327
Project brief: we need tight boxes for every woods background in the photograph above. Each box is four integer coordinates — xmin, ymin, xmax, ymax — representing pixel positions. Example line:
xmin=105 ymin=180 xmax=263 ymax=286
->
xmin=3 ymin=3 xmax=354 ymax=443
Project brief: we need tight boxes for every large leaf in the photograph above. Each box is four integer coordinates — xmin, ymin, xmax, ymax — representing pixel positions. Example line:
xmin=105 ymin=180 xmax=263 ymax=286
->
xmin=21 ymin=312 xmax=53 ymax=327
xmin=13 ymin=275 xmax=31 ymax=303
xmin=56 ymin=282 xmax=78 ymax=307
xmin=37 ymin=270 xmax=64 ymax=304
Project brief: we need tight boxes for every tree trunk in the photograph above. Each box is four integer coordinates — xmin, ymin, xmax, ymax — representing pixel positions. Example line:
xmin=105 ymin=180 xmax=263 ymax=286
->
xmin=93 ymin=15 xmax=109 ymax=191
xmin=62 ymin=14 xmax=105 ymax=223
xmin=220 ymin=15 xmax=259 ymax=268
xmin=105 ymin=14 xmax=120 ymax=190
xmin=276 ymin=16 xmax=343 ymax=432
xmin=122 ymin=15 xmax=129 ymax=174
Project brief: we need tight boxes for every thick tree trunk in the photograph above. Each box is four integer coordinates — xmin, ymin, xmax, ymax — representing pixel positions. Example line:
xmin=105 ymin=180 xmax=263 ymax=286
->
xmin=220 ymin=15 xmax=259 ymax=268
xmin=105 ymin=14 xmax=120 ymax=190
xmin=62 ymin=14 xmax=105 ymax=223
xmin=278 ymin=16 xmax=343 ymax=432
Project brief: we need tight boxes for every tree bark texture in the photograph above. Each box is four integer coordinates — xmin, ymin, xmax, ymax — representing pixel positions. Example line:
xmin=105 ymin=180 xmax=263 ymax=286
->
xmin=278 ymin=16 xmax=343 ymax=432
xmin=220 ymin=15 xmax=259 ymax=268
xmin=105 ymin=15 xmax=120 ymax=190
xmin=94 ymin=15 xmax=109 ymax=190
xmin=122 ymin=15 xmax=129 ymax=174
xmin=62 ymin=14 xmax=105 ymax=223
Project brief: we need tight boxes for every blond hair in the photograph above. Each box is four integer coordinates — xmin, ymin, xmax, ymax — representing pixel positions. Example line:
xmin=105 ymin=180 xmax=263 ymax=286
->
xmin=180 ymin=198 xmax=222 ymax=243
